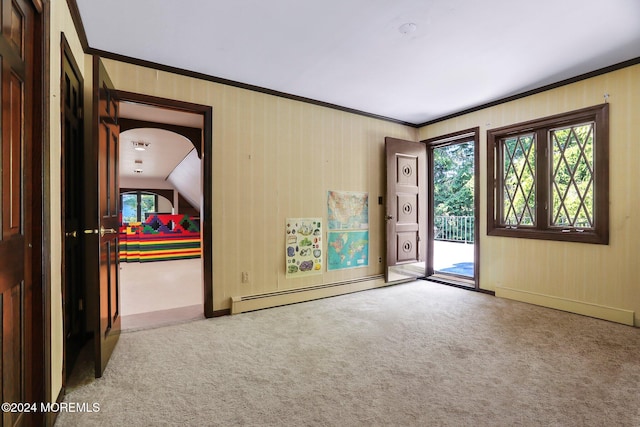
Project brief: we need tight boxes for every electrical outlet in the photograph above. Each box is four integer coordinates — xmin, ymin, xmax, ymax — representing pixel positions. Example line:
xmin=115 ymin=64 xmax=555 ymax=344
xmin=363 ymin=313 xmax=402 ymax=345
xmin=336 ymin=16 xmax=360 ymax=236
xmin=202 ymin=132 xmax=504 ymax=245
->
xmin=242 ymin=272 xmax=249 ymax=283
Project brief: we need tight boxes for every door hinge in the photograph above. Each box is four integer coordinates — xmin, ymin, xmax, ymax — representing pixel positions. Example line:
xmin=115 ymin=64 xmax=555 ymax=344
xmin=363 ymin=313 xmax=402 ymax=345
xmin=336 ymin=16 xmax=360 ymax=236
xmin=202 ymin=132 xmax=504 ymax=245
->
xmin=79 ymin=298 xmax=84 ymax=311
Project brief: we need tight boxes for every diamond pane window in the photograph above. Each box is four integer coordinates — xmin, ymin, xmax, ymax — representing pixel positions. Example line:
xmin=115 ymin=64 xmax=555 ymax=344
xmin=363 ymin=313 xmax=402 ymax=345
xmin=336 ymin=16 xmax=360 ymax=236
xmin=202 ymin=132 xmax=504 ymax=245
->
xmin=502 ymin=134 xmax=536 ymax=226
xmin=487 ymin=104 xmax=608 ymax=244
xmin=550 ymin=123 xmax=594 ymax=228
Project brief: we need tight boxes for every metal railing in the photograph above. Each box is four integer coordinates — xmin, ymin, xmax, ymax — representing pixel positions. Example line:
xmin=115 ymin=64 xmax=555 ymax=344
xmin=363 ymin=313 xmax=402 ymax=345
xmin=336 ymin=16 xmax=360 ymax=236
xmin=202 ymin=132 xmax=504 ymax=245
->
xmin=434 ymin=215 xmax=474 ymax=243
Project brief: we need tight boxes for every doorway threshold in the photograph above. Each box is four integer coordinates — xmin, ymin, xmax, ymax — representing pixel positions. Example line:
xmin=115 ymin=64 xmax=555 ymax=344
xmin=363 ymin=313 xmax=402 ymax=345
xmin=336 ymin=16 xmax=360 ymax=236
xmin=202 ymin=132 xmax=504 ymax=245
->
xmin=426 ymin=273 xmax=475 ymax=289
xmin=121 ymin=304 xmax=204 ymax=332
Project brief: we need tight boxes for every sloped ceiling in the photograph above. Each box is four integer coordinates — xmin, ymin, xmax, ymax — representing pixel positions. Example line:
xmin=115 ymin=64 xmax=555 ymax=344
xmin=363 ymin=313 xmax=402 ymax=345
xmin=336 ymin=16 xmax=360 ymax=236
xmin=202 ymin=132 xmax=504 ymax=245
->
xmin=76 ymin=0 xmax=640 ymax=125
xmin=166 ymin=150 xmax=202 ymax=211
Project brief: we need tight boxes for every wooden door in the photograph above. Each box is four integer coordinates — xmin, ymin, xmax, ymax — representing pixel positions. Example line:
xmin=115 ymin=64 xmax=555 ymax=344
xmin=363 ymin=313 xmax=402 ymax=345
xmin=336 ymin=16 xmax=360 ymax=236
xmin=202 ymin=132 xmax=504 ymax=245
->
xmin=87 ymin=57 xmax=121 ymax=377
xmin=385 ymin=137 xmax=427 ymax=282
xmin=0 ymin=0 xmax=36 ymax=425
xmin=62 ymin=42 xmax=87 ymax=381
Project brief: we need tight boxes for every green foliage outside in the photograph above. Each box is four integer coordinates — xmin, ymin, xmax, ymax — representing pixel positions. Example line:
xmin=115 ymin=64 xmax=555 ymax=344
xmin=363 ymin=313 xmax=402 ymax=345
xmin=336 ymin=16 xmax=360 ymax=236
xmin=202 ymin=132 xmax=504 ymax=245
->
xmin=433 ymin=142 xmax=474 ymax=242
xmin=121 ymin=192 xmax=157 ymax=223
xmin=502 ymin=123 xmax=594 ymax=228
xmin=550 ymin=124 xmax=594 ymax=227
xmin=122 ymin=194 xmax=138 ymax=223
xmin=503 ymin=134 xmax=536 ymax=225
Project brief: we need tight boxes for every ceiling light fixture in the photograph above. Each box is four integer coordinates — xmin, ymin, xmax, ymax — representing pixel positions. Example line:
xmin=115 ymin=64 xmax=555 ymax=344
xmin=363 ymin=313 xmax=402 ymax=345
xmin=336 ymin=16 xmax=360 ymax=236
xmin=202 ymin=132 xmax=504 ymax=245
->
xmin=399 ymin=22 xmax=417 ymax=35
xmin=132 ymin=141 xmax=150 ymax=151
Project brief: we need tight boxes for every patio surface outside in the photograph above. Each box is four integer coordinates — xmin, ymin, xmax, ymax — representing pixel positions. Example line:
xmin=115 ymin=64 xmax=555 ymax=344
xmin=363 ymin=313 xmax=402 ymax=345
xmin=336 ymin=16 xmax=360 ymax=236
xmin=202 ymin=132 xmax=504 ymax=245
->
xmin=433 ymin=240 xmax=474 ymax=277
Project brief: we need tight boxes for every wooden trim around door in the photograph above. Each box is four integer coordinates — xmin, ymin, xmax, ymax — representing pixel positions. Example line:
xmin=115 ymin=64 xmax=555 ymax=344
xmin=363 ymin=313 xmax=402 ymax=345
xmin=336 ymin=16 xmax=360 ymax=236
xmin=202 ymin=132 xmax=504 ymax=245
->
xmin=423 ymin=127 xmax=481 ymax=291
xmin=31 ymin=0 xmax=48 ymax=424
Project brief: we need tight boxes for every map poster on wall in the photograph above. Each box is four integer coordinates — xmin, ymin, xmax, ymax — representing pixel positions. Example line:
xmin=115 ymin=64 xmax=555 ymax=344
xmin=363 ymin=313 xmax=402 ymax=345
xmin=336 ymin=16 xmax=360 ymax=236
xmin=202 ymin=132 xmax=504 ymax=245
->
xmin=286 ymin=218 xmax=323 ymax=277
xmin=327 ymin=191 xmax=369 ymax=270
xmin=327 ymin=191 xmax=369 ymax=231
xmin=327 ymin=231 xmax=369 ymax=271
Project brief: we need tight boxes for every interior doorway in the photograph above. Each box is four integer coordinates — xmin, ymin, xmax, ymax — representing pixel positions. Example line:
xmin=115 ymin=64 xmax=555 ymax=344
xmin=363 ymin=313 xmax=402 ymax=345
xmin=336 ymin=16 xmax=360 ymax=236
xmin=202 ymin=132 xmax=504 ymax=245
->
xmin=61 ymin=79 xmax=214 ymax=386
xmin=425 ymin=128 xmax=479 ymax=289
xmin=118 ymin=104 xmax=205 ymax=330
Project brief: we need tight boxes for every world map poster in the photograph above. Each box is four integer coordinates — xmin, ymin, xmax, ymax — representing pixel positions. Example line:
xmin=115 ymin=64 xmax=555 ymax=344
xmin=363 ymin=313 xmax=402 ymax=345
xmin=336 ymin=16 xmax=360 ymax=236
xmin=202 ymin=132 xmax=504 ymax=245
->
xmin=327 ymin=191 xmax=369 ymax=270
xmin=327 ymin=231 xmax=369 ymax=271
xmin=285 ymin=218 xmax=323 ymax=277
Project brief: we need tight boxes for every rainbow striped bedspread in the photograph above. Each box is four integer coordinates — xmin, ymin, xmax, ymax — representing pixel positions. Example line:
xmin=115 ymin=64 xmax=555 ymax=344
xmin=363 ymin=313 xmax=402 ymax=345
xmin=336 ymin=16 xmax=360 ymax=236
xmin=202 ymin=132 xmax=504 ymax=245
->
xmin=119 ymin=214 xmax=201 ymax=262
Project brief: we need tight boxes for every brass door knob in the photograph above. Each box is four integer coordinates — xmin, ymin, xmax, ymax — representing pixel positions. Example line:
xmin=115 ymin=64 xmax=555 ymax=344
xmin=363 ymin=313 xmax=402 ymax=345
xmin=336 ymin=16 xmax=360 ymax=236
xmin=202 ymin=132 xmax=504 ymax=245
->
xmin=84 ymin=226 xmax=118 ymax=237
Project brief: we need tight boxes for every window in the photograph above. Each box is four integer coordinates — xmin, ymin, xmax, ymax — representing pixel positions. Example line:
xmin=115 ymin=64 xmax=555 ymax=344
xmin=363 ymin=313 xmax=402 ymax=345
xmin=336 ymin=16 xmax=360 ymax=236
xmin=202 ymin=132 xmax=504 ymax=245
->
xmin=121 ymin=191 xmax=158 ymax=223
xmin=487 ymin=104 xmax=609 ymax=244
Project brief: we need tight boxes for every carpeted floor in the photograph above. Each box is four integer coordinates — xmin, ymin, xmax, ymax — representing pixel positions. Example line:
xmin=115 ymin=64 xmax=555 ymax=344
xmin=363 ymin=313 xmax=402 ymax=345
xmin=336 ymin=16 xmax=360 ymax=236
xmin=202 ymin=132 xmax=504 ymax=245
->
xmin=55 ymin=281 xmax=640 ymax=427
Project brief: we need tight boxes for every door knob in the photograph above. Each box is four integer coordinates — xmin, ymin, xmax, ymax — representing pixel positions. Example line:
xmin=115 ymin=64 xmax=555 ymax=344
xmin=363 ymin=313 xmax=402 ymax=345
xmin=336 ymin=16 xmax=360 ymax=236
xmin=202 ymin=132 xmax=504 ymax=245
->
xmin=385 ymin=215 xmax=393 ymax=220
xmin=84 ymin=226 xmax=118 ymax=237
xmin=65 ymin=230 xmax=77 ymax=238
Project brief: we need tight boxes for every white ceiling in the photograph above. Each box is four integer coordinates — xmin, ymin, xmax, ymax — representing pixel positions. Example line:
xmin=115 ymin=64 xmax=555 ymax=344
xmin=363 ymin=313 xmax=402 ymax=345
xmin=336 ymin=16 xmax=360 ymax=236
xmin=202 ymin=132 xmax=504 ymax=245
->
xmin=119 ymin=127 xmax=194 ymax=180
xmin=119 ymin=100 xmax=201 ymax=180
xmin=76 ymin=0 xmax=640 ymax=125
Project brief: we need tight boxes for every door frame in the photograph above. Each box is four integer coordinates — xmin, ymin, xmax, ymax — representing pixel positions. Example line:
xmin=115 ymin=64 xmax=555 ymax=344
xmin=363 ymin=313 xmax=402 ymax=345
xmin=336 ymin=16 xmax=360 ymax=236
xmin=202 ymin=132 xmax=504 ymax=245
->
xmin=112 ymin=90 xmax=214 ymax=318
xmin=424 ymin=128 xmax=480 ymax=290
xmin=32 ymin=0 xmax=47 ymax=419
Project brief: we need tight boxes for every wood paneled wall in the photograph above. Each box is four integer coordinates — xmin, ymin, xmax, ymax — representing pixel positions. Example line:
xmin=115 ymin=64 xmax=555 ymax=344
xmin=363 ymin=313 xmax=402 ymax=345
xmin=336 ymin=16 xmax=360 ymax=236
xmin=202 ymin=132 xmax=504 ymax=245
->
xmin=101 ymin=58 xmax=417 ymax=310
xmin=47 ymin=0 xmax=638 ymax=409
xmin=419 ymin=64 xmax=640 ymax=326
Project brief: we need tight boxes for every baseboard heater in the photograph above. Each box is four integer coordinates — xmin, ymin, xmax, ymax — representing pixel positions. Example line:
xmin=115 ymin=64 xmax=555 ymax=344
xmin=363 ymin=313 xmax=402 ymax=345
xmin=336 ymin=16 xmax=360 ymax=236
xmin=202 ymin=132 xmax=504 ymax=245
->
xmin=231 ymin=274 xmax=386 ymax=314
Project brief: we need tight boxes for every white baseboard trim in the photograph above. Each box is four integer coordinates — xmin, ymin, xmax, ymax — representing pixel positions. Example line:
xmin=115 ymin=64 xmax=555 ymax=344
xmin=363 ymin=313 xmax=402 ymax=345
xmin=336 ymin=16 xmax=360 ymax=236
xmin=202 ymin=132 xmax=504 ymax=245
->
xmin=231 ymin=275 xmax=388 ymax=314
xmin=495 ymin=286 xmax=635 ymax=326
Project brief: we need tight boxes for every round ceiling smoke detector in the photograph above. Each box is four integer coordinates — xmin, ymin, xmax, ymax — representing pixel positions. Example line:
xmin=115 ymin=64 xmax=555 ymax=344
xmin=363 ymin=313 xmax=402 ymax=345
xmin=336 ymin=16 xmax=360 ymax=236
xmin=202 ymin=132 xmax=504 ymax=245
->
xmin=398 ymin=23 xmax=417 ymax=35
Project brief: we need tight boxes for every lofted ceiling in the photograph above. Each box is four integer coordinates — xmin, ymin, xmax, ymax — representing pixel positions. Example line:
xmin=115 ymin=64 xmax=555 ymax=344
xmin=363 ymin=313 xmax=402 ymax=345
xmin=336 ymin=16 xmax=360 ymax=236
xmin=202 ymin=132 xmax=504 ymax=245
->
xmin=76 ymin=0 xmax=640 ymax=125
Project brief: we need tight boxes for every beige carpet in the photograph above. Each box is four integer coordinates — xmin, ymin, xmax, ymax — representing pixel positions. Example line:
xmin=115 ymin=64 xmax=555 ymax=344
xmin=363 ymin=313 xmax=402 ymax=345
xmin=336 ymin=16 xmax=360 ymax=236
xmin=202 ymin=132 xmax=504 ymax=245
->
xmin=56 ymin=281 xmax=640 ymax=426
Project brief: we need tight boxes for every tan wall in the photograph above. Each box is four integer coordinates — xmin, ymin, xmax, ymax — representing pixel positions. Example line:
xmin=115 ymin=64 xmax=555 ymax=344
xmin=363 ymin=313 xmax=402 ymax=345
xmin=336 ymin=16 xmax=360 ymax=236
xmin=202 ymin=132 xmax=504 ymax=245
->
xmin=49 ymin=0 xmax=87 ymax=403
xmin=101 ymin=59 xmax=418 ymax=312
xmin=419 ymin=64 xmax=640 ymax=326
xmin=47 ymin=0 xmax=638 ymax=407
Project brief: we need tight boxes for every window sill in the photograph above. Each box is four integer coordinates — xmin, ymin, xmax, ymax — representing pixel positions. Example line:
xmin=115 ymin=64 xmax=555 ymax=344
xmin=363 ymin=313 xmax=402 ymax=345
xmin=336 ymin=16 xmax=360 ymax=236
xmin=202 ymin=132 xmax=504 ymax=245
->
xmin=487 ymin=227 xmax=608 ymax=245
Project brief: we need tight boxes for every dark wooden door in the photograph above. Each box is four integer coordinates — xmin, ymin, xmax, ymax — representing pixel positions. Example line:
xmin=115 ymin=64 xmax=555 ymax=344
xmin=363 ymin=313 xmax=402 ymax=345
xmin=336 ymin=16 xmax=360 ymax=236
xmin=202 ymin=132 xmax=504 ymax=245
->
xmin=0 ymin=0 xmax=36 ymax=425
xmin=385 ymin=137 xmax=427 ymax=282
xmin=62 ymin=43 xmax=87 ymax=381
xmin=87 ymin=57 xmax=121 ymax=377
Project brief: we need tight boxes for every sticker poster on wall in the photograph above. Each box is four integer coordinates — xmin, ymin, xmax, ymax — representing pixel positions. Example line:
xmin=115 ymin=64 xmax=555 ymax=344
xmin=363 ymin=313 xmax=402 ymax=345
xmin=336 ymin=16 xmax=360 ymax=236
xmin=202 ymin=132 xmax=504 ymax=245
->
xmin=285 ymin=218 xmax=323 ymax=277
xmin=327 ymin=191 xmax=369 ymax=271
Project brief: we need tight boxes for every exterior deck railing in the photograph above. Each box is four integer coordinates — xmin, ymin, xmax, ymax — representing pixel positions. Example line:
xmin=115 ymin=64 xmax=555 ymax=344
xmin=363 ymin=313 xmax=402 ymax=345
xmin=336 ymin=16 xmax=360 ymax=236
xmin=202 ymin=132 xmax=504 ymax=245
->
xmin=434 ymin=215 xmax=474 ymax=243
